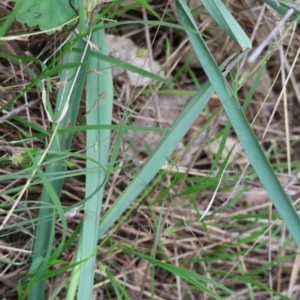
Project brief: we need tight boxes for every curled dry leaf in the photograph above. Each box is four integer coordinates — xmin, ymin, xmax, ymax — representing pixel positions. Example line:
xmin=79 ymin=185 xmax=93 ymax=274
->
xmin=204 ymin=135 xmax=246 ymax=164
xmin=126 ymin=94 xmax=189 ymax=159
xmin=106 ymin=34 xmax=163 ymax=87
xmin=127 ymin=94 xmax=220 ymax=166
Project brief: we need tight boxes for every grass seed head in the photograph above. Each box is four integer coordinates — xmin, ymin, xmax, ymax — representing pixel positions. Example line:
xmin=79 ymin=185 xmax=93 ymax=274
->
xmin=10 ymin=152 xmax=24 ymax=166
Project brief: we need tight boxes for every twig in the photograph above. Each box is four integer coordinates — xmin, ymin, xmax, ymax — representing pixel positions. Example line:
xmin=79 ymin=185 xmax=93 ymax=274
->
xmin=0 ymin=98 xmax=42 ymax=124
xmin=248 ymin=7 xmax=295 ymax=63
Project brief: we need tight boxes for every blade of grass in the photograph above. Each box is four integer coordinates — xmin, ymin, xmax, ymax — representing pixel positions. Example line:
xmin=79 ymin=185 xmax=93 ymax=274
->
xmin=24 ymin=155 xmax=67 ymax=298
xmin=120 ymin=244 xmax=245 ymax=299
xmin=76 ymin=48 xmax=173 ymax=86
xmin=57 ymin=124 xmax=168 ymax=133
xmin=176 ymin=0 xmax=300 ymax=246
xmin=0 ymin=0 xmax=24 ymax=37
xmin=263 ymin=0 xmax=300 ymax=23
xmin=200 ymin=0 xmax=251 ymax=47
xmin=97 ymin=50 xmax=248 ymax=239
xmin=70 ymin=26 xmax=113 ymax=299
xmin=28 ymin=38 xmax=88 ymax=299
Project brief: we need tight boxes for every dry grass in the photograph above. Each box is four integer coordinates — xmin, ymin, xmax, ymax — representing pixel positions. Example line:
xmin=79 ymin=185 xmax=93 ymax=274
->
xmin=1 ymin=0 xmax=300 ymax=299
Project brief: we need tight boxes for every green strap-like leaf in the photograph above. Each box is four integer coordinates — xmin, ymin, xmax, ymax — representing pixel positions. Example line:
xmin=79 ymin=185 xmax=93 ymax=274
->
xmin=177 ymin=0 xmax=300 ymax=246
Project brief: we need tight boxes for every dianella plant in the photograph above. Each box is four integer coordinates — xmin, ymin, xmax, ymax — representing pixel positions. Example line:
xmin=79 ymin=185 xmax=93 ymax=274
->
xmin=0 ymin=0 xmax=300 ymax=299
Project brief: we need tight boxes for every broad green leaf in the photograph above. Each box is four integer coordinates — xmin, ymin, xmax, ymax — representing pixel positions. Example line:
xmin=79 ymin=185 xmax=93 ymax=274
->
xmin=13 ymin=0 xmax=77 ymax=32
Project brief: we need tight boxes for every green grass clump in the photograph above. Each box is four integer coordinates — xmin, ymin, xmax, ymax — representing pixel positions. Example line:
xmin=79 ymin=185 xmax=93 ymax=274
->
xmin=0 ymin=0 xmax=299 ymax=299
